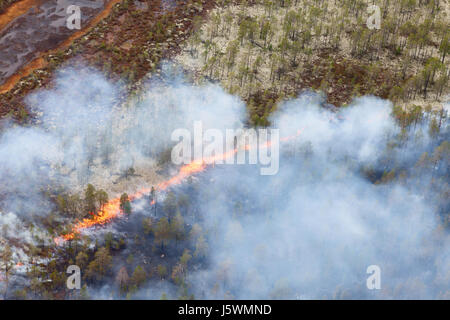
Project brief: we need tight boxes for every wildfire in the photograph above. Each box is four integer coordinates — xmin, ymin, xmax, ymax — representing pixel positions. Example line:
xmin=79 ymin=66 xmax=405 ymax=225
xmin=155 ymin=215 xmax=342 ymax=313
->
xmin=54 ymin=129 xmax=302 ymax=245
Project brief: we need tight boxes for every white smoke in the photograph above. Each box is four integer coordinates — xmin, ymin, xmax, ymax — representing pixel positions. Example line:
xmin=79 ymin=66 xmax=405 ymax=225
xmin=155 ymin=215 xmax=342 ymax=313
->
xmin=182 ymin=93 xmax=449 ymax=299
xmin=0 ymin=64 xmax=448 ymax=300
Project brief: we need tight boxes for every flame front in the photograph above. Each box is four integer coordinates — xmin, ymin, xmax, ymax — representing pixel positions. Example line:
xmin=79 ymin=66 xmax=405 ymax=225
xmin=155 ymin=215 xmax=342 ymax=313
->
xmin=54 ymin=130 xmax=302 ymax=245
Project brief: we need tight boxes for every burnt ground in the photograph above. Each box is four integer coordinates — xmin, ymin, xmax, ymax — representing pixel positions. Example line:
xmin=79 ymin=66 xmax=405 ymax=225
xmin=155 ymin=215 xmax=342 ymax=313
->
xmin=0 ymin=0 xmax=217 ymax=120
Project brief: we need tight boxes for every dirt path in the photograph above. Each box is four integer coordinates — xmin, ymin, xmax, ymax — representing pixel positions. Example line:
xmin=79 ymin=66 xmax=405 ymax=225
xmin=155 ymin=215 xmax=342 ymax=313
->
xmin=0 ymin=0 xmax=121 ymax=93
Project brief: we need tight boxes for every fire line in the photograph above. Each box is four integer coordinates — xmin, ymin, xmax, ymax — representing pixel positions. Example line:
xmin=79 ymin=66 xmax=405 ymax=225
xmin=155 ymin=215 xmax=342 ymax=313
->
xmin=54 ymin=129 xmax=302 ymax=245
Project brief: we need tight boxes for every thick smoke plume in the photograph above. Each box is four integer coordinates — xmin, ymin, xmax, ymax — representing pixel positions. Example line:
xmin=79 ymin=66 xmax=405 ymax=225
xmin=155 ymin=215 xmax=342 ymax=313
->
xmin=0 ymin=64 xmax=448 ymax=299
xmin=183 ymin=94 xmax=449 ymax=299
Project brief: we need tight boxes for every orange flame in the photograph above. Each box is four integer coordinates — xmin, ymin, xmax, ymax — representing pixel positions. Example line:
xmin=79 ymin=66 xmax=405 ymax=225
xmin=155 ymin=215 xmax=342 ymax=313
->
xmin=54 ymin=130 xmax=302 ymax=245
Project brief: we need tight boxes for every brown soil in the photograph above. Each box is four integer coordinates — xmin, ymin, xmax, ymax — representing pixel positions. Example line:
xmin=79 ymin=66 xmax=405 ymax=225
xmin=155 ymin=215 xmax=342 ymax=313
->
xmin=0 ymin=0 xmax=217 ymax=120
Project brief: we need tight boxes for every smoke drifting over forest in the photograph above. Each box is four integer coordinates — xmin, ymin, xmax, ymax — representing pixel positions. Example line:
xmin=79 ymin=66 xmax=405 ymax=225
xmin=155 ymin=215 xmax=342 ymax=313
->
xmin=0 ymin=65 xmax=448 ymax=299
xmin=184 ymin=95 xmax=449 ymax=299
xmin=0 ymin=65 xmax=243 ymax=217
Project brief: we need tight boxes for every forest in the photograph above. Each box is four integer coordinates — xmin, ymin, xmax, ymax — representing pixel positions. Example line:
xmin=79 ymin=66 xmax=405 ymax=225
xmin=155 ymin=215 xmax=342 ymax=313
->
xmin=176 ymin=0 xmax=449 ymax=126
xmin=0 ymin=0 xmax=448 ymax=300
